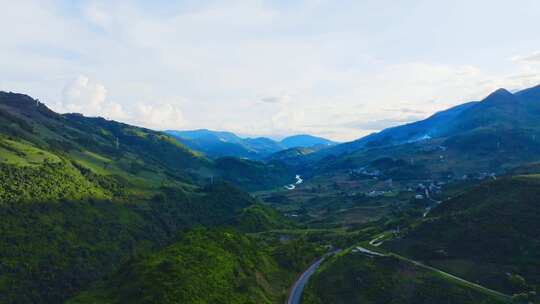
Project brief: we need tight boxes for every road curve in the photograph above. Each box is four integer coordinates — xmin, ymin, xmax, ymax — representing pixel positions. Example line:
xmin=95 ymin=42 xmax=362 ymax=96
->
xmin=286 ymin=250 xmax=342 ymax=304
xmin=286 ymin=257 xmax=324 ymax=304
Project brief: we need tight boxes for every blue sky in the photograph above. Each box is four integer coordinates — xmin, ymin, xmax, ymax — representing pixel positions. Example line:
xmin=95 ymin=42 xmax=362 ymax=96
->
xmin=1 ymin=0 xmax=540 ymax=141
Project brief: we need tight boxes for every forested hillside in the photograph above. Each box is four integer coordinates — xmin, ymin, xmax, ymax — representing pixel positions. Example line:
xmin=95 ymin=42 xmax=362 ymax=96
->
xmin=0 ymin=92 xmax=299 ymax=303
xmin=0 ymin=91 xmax=294 ymax=192
xmin=302 ymin=85 xmax=540 ymax=184
xmin=384 ymin=176 xmax=540 ymax=296
xmin=303 ymin=253 xmax=507 ymax=304
xmin=68 ymin=229 xmax=323 ymax=304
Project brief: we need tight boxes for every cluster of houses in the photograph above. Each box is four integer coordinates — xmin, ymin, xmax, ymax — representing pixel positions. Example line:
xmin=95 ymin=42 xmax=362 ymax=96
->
xmin=366 ymin=190 xmax=388 ymax=197
xmin=412 ymin=181 xmax=444 ymax=200
xmin=349 ymin=167 xmax=382 ymax=179
xmin=461 ymin=172 xmax=497 ymax=181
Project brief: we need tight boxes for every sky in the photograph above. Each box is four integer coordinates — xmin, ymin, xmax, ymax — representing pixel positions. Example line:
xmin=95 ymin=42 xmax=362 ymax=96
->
xmin=1 ymin=0 xmax=540 ymax=141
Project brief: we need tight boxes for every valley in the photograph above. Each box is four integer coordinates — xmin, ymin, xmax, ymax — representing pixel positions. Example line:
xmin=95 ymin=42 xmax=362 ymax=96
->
xmin=1 ymin=85 xmax=540 ymax=304
xmin=5 ymin=2 xmax=540 ymax=303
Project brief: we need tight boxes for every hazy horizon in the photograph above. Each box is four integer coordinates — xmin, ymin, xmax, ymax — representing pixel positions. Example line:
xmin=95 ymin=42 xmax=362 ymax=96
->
xmin=1 ymin=0 xmax=540 ymax=141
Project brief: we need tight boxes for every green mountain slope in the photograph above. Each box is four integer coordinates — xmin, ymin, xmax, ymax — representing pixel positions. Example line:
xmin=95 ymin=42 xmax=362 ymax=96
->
xmin=68 ymin=229 xmax=323 ymax=304
xmin=0 ymin=182 xmax=257 ymax=303
xmin=384 ymin=176 xmax=540 ymax=296
xmin=304 ymin=84 xmax=540 ymax=184
xmin=303 ymin=253 xmax=507 ymax=304
xmin=0 ymin=91 xmax=294 ymax=194
xmin=215 ymin=157 xmax=293 ymax=191
xmin=0 ymin=91 xmax=295 ymax=303
xmin=233 ymin=203 xmax=293 ymax=232
xmin=265 ymin=147 xmax=317 ymax=166
xmin=0 ymin=92 xmax=211 ymax=191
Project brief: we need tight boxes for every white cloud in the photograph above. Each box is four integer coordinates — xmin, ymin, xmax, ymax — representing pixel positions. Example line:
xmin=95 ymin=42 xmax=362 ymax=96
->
xmin=2 ymin=1 xmax=540 ymax=141
xmin=60 ymin=75 xmax=129 ymax=121
xmin=58 ymin=75 xmax=184 ymax=129
xmin=512 ymin=51 xmax=540 ymax=63
xmin=134 ymin=103 xmax=185 ymax=130
xmin=62 ymin=75 xmax=108 ymax=115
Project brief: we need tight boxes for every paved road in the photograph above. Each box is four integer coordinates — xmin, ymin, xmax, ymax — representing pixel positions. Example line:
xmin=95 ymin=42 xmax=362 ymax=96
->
xmin=353 ymin=246 xmax=387 ymax=256
xmin=368 ymin=235 xmax=385 ymax=247
xmin=287 ymin=234 xmax=510 ymax=304
xmin=391 ymin=253 xmax=511 ymax=300
xmin=286 ymin=251 xmax=337 ymax=304
xmin=286 ymin=258 xmax=324 ymax=304
xmin=358 ymin=236 xmax=511 ymax=301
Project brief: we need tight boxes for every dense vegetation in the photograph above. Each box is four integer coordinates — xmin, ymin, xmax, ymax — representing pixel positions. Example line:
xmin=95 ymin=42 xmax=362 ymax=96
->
xmin=68 ymin=229 xmax=323 ymax=304
xmin=215 ymin=157 xmax=294 ymax=191
xmin=2 ymin=86 xmax=540 ymax=304
xmin=0 ymin=180 xmax=259 ymax=303
xmin=303 ymin=253 xmax=507 ymax=304
xmin=0 ymin=161 xmax=112 ymax=203
xmin=385 ymin=176 xmax=540 ymax=296
xmin=0 ymin=92 xmax=299 ymax=303
xmin=233 ymin=203 xmax=293 ymax=232
xmin=303 ymin=86 xmax=540 ymax=189
xmin=0 ymin=91 xmax=294 ymax=192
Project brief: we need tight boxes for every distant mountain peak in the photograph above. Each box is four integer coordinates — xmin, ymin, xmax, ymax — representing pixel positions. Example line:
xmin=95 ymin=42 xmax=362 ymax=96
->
xmin=493 ymin=87 xmax=511 ymax=94
xmin=280 ymin=134 xmax=336 ymax=149
xmin=166 ymin=129 xmax=335 ymax=159
xmin=480 ymin=87 xmax=519 ymax=105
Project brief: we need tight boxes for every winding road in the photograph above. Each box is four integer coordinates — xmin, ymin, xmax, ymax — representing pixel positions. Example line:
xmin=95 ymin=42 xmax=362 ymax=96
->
xmin=286 ymin=258 xmax=324 ymax=304
xmin=286 ymin=235 xmax=511 ymax=304
xmin=360 ymin=235 xmax=511 ymax=301
xmin=286 ymin=250 xmax=338 ymax=304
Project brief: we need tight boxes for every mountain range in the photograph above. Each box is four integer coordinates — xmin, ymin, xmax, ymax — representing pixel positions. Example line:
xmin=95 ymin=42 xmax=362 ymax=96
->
xmin=166 ymin=129 xmax=336 ymax=160
xmin=0 ymin=91 xmax=307 ymax=303
xmin=302 ymin=84 xmax=540 ymax=181
xmin=321 ymin=85 xmax=540 ymax=155
xmin=2 ymin=83 xmax=540 ymax=304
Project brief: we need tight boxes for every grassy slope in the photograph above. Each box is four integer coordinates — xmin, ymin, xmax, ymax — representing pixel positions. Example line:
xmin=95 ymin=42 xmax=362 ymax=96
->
xmin=0 ymin=91 xmax=293 ymax=193
xmin=303 ymin=253 xmax=507 ymax=304
xmin=0 ymin=92 xmax=210 ymax=191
